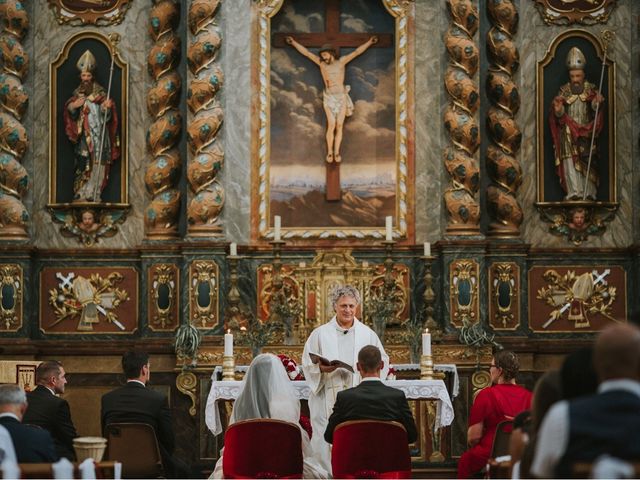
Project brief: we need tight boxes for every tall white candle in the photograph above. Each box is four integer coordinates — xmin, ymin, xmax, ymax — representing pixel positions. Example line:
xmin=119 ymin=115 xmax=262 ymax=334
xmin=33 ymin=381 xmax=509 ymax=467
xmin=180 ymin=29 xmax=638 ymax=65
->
xmin=385 ymin=216 xmax=393 ymax=241
xmin=229 ymin=242 xmax=237 ymax=257
xmin=274 ymin=215 xmax=282 ymax=241
xmin=424 ymin=242 xmax=431 ymax=257
xmin=422 ymin=328 xmax=431 ymax=356
xmin=224 ymin=330 xmax=233 ymax=357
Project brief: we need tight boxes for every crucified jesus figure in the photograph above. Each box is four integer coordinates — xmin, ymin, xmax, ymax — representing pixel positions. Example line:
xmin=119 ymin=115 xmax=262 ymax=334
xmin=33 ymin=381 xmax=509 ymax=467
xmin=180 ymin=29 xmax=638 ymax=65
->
xmin=286 ymin=35 xmax=378 ymax=164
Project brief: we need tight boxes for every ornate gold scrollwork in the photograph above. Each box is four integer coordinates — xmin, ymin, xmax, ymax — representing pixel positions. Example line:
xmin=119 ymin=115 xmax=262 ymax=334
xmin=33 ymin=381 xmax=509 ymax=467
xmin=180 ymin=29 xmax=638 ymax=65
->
xmin=489 ymin=262 xmax=519 ymax=330
xmin=471 ymin=369 xmax=491 ymax=401
xmin=149 ymin=264 xmax=178 ymax=331
xmin=176 ymin=371 xmax=197 ymax=417
xmin=258 ymin=264 xmax=303 ymax=342
xmin=189 ymin=261 xmax=219 ymax=329
xmin=533 ymin=0 xmax=617 ymax=26
xmin=0 ymin=264 xmax=22 ymax=331
xmin=450 ymin=259 xmax=479 ymax=328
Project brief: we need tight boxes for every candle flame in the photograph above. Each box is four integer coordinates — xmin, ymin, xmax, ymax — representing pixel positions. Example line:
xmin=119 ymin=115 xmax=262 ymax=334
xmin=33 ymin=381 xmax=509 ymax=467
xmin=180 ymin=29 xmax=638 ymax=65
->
xmin=425 ymin=328 xmax=429 ymax=334
xmin=227 ymin=329 xmax=231 ymax=334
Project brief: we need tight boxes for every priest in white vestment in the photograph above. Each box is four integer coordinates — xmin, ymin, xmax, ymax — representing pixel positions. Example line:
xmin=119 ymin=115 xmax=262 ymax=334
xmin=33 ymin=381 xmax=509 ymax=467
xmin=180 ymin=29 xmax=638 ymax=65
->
xmin=302 ymin=285 xmax=389 ymax=475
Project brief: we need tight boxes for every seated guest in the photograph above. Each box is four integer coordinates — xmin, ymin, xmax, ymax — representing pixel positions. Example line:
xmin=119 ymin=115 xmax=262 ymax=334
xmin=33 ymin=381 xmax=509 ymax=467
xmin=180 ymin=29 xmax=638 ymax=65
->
xmin=508 ymin=409 xmax=531 ymax=479
xmin=516 ymin=370 xmax=562 ymax=479
xmin=560 ymin=346 xmax=598 ymax=400
xmin=0 ymin=384 xmax=57 ymax=463
xmin=457 ymin=350 xmax=532 ymax=479
xmin=0 ymin=424 xmax=16 ymax=463
xmin=102 ymin=351 xmax=187 ymax=478
xmin=324 ymin=345 xmax=417 ymax=444
xmin=211 ymin=354 xmax=327 ymax=479
xmin=23 ymin=360 xmax=78 ymax=460
xmin=531 ymin=324 xmax=640 ymax=478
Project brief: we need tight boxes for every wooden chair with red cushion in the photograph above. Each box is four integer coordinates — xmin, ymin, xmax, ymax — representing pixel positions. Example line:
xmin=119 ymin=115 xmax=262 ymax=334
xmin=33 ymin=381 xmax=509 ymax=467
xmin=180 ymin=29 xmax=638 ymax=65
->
xmin=331 ymin=420 xmax=412 ymax=479
xmin=222 ymin=419 xmax=303 ymax=479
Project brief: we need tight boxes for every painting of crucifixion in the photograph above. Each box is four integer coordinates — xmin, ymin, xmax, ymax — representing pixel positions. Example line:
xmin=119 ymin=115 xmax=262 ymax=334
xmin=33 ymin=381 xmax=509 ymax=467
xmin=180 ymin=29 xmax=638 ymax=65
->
xmin=256 ymin=0 xmax=412 ymax=240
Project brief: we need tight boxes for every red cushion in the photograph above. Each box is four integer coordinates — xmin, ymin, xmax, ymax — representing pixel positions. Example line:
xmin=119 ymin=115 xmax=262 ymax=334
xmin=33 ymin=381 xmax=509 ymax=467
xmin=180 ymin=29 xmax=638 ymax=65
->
xmin=223 ymin=419 xmax=303 ymax=479
xmin=331 ymin=421 xmax=412 ymax=479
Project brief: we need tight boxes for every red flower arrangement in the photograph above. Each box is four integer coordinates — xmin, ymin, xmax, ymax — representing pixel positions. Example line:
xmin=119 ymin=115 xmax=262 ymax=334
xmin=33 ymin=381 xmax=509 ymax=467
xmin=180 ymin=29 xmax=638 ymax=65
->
xmin=277 ymin=354 xmax=305 ymax=381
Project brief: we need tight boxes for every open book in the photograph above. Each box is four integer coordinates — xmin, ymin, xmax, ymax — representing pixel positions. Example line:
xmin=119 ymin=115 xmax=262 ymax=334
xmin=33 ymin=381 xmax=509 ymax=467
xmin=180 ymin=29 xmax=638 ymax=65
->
xmin=309 ymin=352 xmax=354 ymax=373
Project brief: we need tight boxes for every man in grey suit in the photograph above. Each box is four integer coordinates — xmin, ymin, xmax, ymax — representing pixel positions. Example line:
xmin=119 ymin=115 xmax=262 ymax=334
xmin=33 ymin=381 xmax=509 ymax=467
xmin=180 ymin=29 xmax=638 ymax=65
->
xmin=324 ymin=345 xmax=417 ymax=444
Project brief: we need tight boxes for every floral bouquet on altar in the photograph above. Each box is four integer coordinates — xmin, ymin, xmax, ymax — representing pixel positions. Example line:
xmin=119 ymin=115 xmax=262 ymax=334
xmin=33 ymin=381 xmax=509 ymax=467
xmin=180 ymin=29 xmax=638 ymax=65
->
xmin=276 ymin=354 xmax=312 ymax=438
xmin=277 ymin=354 xmax=304 ymax=381
xmin=386 ymin=366 xmax=396 ymax=381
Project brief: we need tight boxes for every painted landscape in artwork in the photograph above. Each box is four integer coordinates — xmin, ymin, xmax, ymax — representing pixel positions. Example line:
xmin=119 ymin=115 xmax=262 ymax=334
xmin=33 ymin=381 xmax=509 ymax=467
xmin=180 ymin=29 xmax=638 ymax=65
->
xmin=270 ymin=0 xmax=396 ymax=229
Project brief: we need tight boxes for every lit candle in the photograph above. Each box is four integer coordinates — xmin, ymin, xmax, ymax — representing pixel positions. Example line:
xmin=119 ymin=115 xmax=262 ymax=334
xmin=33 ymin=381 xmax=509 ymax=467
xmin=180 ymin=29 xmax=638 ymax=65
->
xmin=229 ymin=242 xmax=237 ymax=257
xmin=424 ymin=242 xmax=431 ymax=257
xmin=224 ymin=330 xmax=233 ymax=357
xmin=274 ymin=215 xmax=282 ymax=241
xmin=422 ymin=328 xmax=431 ymax=356
xmin=385 ymin=216 xmax=393 ymax=241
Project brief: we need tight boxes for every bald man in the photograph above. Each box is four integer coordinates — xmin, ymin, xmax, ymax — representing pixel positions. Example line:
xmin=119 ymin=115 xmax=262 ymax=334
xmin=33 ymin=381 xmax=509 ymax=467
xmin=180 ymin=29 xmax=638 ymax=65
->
xmin=531 ymin=324 xmax=640 ymax=477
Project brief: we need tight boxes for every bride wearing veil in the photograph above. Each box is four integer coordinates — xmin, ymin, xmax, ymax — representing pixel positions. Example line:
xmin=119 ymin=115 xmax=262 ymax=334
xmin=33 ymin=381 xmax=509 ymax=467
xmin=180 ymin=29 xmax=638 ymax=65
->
xmin=211 ymin=354 xmax=328 ymax=479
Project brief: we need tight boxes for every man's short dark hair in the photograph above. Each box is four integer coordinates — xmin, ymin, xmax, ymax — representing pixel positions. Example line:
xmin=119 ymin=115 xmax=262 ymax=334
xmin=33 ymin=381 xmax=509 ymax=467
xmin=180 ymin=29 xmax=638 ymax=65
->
xmin=122 ymin=351 xmax=149 ymax=379
xmin=358 ymin=345 xmax=382 ymax=373
xmin=36 ymin=361 xmax=63 ymax=384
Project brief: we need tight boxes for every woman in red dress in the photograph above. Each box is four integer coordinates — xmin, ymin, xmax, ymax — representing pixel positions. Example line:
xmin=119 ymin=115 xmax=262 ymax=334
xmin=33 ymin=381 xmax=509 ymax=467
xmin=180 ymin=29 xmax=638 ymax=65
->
xmin=457 ymin=351 xmax=532 ymax=478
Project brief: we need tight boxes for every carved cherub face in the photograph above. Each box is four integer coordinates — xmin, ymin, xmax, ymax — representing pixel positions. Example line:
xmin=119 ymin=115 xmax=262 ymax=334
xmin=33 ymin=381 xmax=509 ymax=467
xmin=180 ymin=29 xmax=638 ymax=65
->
xmin=571 ymin=209 xmax=586 ymax=230
xmin=81 ymin=211 xmax=95 ymax=228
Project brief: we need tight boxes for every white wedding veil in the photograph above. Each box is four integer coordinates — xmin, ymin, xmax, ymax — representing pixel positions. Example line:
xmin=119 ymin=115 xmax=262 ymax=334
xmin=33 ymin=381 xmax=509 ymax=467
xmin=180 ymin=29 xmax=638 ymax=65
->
xmin=229 ymin=353 xmax=300 ymax=426
xmin=211 ymin=354 xmax=328 ymax=479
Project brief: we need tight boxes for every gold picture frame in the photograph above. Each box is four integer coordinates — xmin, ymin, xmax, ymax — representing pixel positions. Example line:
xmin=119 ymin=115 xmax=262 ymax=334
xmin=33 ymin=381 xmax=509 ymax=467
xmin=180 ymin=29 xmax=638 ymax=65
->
xmin=251 ymin=0 xmax=415 ymax=243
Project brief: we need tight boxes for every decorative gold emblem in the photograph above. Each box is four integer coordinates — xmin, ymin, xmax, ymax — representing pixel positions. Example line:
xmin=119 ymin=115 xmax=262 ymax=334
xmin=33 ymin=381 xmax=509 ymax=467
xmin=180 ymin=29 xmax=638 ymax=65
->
xmin=533 ymin=0 xmax=617 ymax=26
xmin=450 ymin=260 xmax=479 ymax=328
xmin=149 ymin=264 xmax=178 ymax=331
xmin=47 ymin=0 xmax=133 ymax=27
xmin=536 ymin=268 xmax=616 ymax=329
xmin=489 ymin=262 xmax=519 ymax=330
xmin=48 ymin=272 xmax=129 ymax=331
xmin=189 ymin=261 xmax=219 ymax=329
xmin=0 ymin=264 xmax=22 ymax=331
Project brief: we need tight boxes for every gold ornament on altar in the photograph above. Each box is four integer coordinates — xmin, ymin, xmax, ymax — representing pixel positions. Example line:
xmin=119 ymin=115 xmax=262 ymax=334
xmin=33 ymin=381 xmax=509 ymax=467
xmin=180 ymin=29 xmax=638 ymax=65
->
xmin=48 ymin=272 xmax=129 ymax=331
xmin=536 ymin=268 xmax=616 ymax=329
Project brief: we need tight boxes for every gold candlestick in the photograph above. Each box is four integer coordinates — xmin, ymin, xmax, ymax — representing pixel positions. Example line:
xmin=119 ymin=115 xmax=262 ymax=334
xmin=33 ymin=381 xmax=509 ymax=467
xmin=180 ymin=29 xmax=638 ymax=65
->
xmin=222 ymin=355 xmax=235 ymax=381
xmin=420 ymin=354 xmax=435 ymax=380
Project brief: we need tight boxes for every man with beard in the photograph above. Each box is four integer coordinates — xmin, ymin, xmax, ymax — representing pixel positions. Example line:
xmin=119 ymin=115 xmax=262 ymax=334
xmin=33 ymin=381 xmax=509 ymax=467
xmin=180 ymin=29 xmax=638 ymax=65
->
xmin=286 ymin=35 xmax=377 ymax=164
xmin=64 ymin=49 xmax=119 ymax=202
xmin=23 ymin=361 xmax=78 ymax=461
xmin=549 ymin=47 xmax=604 ymax=200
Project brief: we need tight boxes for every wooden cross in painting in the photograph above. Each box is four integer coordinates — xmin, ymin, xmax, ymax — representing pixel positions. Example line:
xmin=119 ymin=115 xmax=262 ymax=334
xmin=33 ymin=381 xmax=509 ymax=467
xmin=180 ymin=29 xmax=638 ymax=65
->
xmin=273 ymin=0 xmax=393 ymax=201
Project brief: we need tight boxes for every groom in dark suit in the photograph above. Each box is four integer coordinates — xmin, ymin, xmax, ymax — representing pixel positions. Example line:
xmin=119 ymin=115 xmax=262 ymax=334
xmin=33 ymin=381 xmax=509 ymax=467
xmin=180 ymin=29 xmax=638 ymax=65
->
xmin=102 ymin=351 xmax=185 ymax=477
xmin=23 ymin=360 xmax=78 ymax=460
xmin=324 ymin=345 xmax=417 ymax=444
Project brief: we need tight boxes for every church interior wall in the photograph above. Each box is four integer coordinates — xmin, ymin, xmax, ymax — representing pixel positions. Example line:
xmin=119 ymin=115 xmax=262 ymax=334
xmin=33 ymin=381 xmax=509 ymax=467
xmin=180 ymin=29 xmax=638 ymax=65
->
xmin=0 ymin=0 xmax=638 ymax=475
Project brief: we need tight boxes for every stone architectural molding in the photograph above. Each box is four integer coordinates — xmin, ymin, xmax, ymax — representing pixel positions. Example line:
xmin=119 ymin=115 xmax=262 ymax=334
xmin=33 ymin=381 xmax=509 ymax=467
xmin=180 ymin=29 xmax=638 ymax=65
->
xmin=186 ymin=0 xmax=225 ymax=237
xmin=443 ymin=0 xmax=480 ymax=235
xmin=0 ymin=1 xmax=29 ymax=239
xmin=145 ymin=0 xmax=183 ymax=239
xmin=485 ymin=0 xmax=523 ymax=237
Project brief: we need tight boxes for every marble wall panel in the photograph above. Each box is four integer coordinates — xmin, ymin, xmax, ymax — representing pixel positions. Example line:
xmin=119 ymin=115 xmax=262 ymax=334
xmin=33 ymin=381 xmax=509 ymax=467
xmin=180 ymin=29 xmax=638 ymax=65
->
xmin=519 ymin=0 xmax=634 ymax=247
xmin=415 ymin=1 xmax=448 ymax=243
xmin=218 ymin=0 xmax=251 ymax=244
xmin=30 ymin=3 xmax=149 ymax=248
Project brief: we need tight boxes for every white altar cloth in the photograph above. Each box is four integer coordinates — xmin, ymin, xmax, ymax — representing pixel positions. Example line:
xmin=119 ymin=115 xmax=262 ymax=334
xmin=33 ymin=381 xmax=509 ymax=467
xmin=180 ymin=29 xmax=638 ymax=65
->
xmin=205 ymin=377 xmax=454 ymax=436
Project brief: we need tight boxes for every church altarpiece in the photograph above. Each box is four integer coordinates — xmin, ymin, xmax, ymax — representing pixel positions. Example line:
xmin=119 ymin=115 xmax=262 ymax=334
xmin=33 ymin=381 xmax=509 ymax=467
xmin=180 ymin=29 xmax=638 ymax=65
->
xmin=0 ymin=0 xmax=638 ymax=474
xmin=252 ymin=0 xmax=414 ymax=243
xmin=48 ymin=31 xmax=130 ymax=246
